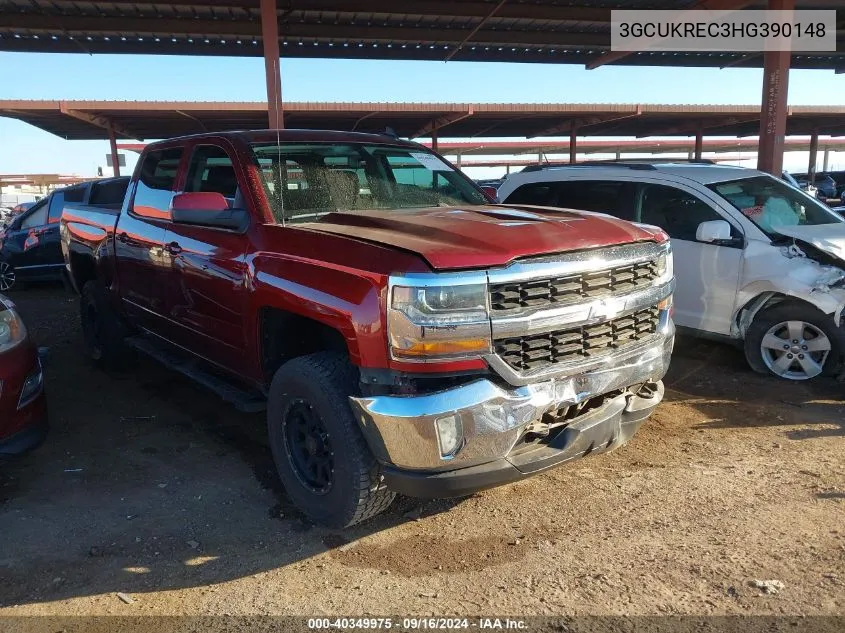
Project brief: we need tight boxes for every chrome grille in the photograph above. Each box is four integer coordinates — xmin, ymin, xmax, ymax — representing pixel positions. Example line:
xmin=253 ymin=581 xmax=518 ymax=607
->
xmin=490 ymin=259 xmax=659 ymax=312
xmin=493 ymin=306 xmax=660 ymax=372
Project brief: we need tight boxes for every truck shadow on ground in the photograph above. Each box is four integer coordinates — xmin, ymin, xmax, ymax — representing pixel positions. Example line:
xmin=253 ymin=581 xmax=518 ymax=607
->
xmin=0 ymin=288 xmax=470 ymax=607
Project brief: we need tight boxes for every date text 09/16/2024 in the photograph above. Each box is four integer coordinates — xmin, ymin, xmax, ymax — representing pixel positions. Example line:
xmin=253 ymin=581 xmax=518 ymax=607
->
xmin=307 ymin=618 xmax=527 ymax=630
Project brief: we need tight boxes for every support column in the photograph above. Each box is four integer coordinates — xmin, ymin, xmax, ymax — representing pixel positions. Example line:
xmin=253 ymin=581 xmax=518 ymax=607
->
xmin=261 ymin=0 xmax=283 ymax=130
xmin=615 ymin=152 xmax=621 ymax=160
xmin=694 ymin=126 xmax=704 ymax=160
xmin=569 ymin=127 xmax=578 ymax=164
xmin=506 ymin=165 xmax=511 ymax=175
xmin=756 ymin=0 xmax=794 ymax=175
xmin=108 ymin=124 xmax=120 ymax=177
xmin=808 ymin=131 xmax=819 ymax=183
xmin=456 ymin=153 xmax=462 ymax=168
xmin=823 ymin=148 xmax=830 ymax=172
xmin=431 ymin=128 xmax=438 ymax=152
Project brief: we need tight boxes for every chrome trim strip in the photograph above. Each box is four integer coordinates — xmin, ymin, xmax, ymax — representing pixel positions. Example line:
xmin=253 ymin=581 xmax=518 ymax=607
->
xmin=388 ymin=270 xmax=488 ymax=288
xmin=487 ymin=241 xmax=669 ymax=285
xmin=490 ymin=278 xmax=673 ymax=339
xmin=485 ymin=317 xmax=674 ymax=387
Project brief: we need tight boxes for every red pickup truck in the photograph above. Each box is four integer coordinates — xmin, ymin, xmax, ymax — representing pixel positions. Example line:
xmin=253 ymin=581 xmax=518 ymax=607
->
xmin=61 ymin=130 xmax=675 ymax=527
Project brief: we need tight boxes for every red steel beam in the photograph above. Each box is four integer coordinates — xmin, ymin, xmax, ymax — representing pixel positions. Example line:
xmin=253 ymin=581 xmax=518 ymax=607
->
xmin=694 ymin=126 xmax=704 ymax=160
xmin=412 ymin=110 xmax=475 ymax=139
xmin=808 ymin=130 xmax=819 ymax=183
xmin=757 ymin=0 xmax=794 ymax=175
xmin=261 ymin=0 xmax=283 ymax=130
xmin=108 ymin=124 xmax=120 ymax=177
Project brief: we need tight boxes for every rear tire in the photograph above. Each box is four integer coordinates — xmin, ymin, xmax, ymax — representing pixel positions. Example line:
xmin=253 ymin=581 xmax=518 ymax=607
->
xmin=744 ymin=302 xmax=844 ymax=380
xmin=267 ymin=352 xmax=395 ymax=528
xmin=80 ymin=280 xmax=134 ymax=369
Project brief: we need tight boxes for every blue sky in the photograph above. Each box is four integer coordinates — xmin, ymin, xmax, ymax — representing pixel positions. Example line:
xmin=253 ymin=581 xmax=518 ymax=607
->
xmin=1 ymin=52 xmax=844 ymax=178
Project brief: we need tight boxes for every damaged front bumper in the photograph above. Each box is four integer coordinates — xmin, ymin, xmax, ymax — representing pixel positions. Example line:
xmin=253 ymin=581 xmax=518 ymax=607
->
xmin=349 ymin=325 xmax=674 ymax=496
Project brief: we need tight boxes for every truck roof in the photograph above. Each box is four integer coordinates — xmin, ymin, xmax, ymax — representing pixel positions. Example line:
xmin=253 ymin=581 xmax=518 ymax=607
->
xmin=143 ymin=129 xmax=421 ymax=150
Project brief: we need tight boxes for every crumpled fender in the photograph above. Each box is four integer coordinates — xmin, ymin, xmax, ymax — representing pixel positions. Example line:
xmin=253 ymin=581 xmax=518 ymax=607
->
xmin=738 ymin=279 xmax=845 ymax=316
xmin=734 ymin=239 xmax=845 ymax=335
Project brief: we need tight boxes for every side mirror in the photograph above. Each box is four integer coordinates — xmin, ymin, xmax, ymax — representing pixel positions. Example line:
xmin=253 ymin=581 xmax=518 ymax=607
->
xmin=480 ymin=186 xmax=499 ymax=203
xmin=696 ymin=219 xmax=735 ymax=244
xmin=170 ymin=192 xmax=249 ymax=231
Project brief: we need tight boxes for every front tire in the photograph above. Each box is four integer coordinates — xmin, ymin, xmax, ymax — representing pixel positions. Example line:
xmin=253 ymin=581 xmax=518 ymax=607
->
xmin=267 ymin=352 xmax=395 ymax=528
xmin=80 ymin=280 xmax=134 ymax=369
xmin=745 ymin=302 xmax=844 ymax=380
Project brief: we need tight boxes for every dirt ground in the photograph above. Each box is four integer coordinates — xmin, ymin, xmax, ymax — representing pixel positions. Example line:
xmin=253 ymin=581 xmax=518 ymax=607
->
xmin=1 ymin=286 xmax=843 ymax=618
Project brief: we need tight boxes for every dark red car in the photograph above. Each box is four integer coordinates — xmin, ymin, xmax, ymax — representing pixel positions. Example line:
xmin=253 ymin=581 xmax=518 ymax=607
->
xmin=0 ymin=294 xmax=47 ymax=455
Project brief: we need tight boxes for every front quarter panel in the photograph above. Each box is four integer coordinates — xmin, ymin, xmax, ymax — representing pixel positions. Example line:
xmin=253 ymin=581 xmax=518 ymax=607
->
xmin=736 ymin=238 xmax=845 ymax=331
xmin=248 ymin=251 xmax=384 ymax=368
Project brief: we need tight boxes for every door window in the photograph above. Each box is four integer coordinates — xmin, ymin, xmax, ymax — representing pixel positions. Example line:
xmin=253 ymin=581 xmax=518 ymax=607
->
xmin=47 ymin=186 xmax=84 ymax=224
xmin=505 ymin=180 xmax=635 ymax=221
xmin=185 ymin=145 xmax=239 ymax=202
xmin=20 ymin=199 xmax=48 ymax=229
xmin=640 ymin=183 xmax=734 ymax=241
xmin=132 ymin=148 xmax=183 ymax=220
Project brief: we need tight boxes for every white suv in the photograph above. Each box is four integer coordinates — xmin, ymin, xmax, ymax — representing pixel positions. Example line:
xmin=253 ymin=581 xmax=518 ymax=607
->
xmin=497 ymin=162 xmax=845 ymax=381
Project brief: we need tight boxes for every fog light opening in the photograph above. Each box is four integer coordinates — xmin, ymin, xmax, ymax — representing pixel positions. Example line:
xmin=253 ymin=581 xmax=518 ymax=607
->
xmin=17 ymin=363 xmax=44 ymax=410
xmin=435 ymin=415 xmax=464 ymax=459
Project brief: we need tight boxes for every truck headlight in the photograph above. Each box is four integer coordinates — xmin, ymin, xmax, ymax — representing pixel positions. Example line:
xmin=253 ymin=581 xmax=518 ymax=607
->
xmin=388 ymin=276 xmax=491 ymax=361
xmin=655 ymin=245 xmax=673 ymax=283
xmin=0 ymin=300 xmax=27 ymax=354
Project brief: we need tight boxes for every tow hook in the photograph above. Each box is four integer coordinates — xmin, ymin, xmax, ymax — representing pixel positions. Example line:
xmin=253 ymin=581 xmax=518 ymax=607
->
xmin=625 ymin=381 xmax=664 ymax=413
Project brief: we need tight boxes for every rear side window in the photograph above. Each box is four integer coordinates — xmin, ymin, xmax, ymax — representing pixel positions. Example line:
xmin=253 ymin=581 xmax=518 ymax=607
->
xmin=132 ymin=148 xmax=183 ymax=220
xmin=185 ymin=145 xmax=238 ymax=200
xmin=90 ymin=179 xmax=129 ymax=207
xmin=504 ymin=182 xmax=557 ymax=206
xmin=48 ymin=192 xmax=65 ymax=224
xmin=64 ymin=187 xmax=85 ymax=204
xmin=48 ymin=186 xmax=85 ymax=223
xmin=506 ymin=180 xmax=634 ymax=221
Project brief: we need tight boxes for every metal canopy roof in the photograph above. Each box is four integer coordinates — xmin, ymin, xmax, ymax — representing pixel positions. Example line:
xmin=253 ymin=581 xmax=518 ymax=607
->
xmin=0 ymin=1 xmax=843 ymax=70
xmin=431 ymin=137 xmax=845 ymax=154
xmin=3 ymin=100 xmax=845 ymax=141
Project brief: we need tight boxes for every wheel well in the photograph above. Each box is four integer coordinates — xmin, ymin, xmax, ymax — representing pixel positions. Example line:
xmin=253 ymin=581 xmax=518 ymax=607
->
xmin=69 ymin=252 xmax=98 ymax=294
xmin=736 ymin=292 xmax=824 ymax=337
xmin=259 ymin=307 xmax=349 ymax=384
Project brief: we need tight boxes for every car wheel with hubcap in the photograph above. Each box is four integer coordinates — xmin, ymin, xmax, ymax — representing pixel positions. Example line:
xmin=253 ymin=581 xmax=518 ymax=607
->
xmin=745 ymin=302 xmax=843 ymax=381
xmin=0 ymin=261 xmax=16 ymax=292
xmin=267 ymin=351 xmax=395 ymax=527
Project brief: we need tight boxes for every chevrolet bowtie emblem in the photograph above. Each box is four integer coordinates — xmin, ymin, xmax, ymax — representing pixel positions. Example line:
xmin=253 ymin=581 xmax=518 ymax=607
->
xmin=591 ymin=297 xmax=625 ymax=320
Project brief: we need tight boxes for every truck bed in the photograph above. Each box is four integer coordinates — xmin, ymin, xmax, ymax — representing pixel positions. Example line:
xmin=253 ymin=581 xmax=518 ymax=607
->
xmin=60 ymin=203 xmax=123 ymax=291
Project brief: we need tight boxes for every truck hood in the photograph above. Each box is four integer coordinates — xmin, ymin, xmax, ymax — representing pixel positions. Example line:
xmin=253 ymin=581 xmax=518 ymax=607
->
xmin=299 ymin=205 xmax=661 ymax=270
xmin=773 ymin=223 xmax=845 ymax=262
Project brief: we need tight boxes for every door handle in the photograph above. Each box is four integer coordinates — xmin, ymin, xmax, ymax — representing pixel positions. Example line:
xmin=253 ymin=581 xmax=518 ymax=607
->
xmin=166 ymin=241 xmax=183 ymax=255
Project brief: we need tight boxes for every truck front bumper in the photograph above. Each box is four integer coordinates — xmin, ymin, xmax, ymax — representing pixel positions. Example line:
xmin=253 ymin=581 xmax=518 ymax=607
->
xmin=349 ymin=327 xmax=673 ymax=496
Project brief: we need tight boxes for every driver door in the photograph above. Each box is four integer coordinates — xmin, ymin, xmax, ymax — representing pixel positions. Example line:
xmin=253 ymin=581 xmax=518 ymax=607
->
xmin=638 ymin=182 xmax=744 ymax=336
xmin=5 ymin=198 xmax=50 ymax=278
xmin=162 ymin=143 xmax=251 ymax=375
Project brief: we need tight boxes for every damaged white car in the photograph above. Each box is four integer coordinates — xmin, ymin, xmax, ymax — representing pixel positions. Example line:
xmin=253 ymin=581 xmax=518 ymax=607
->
xmin=497 ymin=164 xmax=845 ymax=380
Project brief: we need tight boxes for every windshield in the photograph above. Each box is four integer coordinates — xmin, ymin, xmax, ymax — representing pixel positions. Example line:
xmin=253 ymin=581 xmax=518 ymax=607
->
xmin=250 ymin=142 xmax=487 ymax=224
xmin=708 ymin=175 xmax=843 ymax=235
